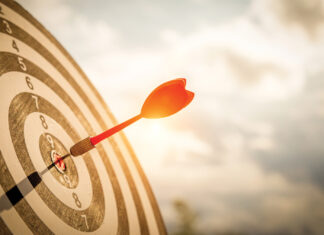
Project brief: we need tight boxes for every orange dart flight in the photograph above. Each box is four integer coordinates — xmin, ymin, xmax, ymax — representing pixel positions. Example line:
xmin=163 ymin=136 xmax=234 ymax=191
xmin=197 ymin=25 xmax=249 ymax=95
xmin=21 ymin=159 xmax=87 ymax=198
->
xmin=70 ymin=78 xmax=194 ymax=156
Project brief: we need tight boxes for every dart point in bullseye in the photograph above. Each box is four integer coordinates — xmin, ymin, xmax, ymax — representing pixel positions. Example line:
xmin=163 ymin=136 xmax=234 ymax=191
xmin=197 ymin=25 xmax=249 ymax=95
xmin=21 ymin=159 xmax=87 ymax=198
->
xmin=70 ymin=78 xmax=194 ymax=156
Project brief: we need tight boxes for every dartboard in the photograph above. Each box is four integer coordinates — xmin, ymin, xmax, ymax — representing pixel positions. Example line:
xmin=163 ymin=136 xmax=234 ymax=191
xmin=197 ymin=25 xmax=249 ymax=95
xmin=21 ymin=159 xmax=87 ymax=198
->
xmin=0 ymin=0 xmax=166 ymax=234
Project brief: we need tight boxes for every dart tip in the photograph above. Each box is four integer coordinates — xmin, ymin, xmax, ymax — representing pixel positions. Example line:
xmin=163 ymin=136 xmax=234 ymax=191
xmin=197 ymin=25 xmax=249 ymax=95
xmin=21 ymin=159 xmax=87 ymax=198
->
xmin=70 ymin=137 xmax=95 ymax=156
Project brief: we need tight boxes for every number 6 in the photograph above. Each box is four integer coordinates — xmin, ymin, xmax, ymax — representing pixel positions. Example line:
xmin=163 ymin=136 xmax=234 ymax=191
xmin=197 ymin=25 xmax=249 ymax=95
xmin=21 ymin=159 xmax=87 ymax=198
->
xmin=26 ymin=76 xmax=34 ymax=90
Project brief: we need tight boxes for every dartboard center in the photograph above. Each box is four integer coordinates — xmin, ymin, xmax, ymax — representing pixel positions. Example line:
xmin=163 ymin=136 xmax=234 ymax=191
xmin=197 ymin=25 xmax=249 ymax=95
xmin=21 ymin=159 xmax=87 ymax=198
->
xmin=50 ymin=150 xmax=66 ymax=173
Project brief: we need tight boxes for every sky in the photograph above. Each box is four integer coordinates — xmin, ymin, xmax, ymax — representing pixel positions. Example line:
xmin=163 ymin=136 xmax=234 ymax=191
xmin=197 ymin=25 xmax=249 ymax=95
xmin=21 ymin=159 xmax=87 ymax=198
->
xmin=17 ymin=0 xmax=324 ymax=234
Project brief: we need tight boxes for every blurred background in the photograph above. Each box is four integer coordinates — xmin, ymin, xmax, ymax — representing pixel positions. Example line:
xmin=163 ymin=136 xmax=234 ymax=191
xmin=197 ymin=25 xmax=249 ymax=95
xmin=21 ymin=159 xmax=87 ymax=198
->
xmin=17 ymin=0 xmax=324 ymax=234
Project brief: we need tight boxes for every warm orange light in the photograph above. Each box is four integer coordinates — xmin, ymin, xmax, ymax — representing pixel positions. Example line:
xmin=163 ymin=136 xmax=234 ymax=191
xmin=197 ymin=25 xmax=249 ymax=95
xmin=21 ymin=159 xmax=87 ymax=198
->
xmin=70 ymin=78 xmax=194 ymax=155
xmin=90 ymin=78 xmax=194 ymax=146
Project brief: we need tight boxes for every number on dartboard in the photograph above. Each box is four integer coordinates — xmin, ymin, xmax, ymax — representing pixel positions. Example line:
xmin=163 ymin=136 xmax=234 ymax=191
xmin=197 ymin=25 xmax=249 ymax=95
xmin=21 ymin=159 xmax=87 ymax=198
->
xmin=63 ymin=174 xmax=72 ymax=188
xmin=32 ymin=95 xmax=39 ymax=110
xmin=2 ymin=19 xmax=11 ymax=34
xmin=72 ymin=192 xmax=82 ymax=208
xmin=46 ymin=134 xmax=54 ymax=149
xmin=39 ymin=114 xmax=48 ymax=129
xmin=18 ymin=56 xmax=27 ymax=71
xmin=81 ymin=214 xmax=90 ymax=229
xmin=12 ymin=40 xmax=19 ymax=52
xmin=25 ymin=76 xmax=34 ymax=90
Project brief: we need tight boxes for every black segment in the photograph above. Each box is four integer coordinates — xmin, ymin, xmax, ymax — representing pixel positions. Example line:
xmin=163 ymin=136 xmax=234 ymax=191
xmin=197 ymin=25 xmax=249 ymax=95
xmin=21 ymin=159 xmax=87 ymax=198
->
xmin=27 ymin=172 xmax=42 ymax=188
xmin=6 ymin=185 xmax=23 ymax=206
xmin=5 ymin=171 xmax=41 ymax=206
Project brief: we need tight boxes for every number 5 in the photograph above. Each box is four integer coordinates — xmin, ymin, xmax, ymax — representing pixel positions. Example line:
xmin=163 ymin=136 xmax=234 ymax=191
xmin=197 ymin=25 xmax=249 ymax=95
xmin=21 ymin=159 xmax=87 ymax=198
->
xmin=18 ymin=57 xmax=27 ymax=71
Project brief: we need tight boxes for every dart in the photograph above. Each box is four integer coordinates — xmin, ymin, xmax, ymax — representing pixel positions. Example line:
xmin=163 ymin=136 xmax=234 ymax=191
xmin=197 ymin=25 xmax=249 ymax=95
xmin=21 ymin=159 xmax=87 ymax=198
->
xmin=70 ymin=78 xmax=194 ymax=156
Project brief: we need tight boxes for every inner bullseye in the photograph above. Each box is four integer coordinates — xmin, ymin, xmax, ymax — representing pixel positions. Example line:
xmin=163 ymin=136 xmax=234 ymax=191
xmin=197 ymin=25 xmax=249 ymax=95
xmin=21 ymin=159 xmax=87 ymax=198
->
xmin=51 ymin=150 xmax=66 ymax=173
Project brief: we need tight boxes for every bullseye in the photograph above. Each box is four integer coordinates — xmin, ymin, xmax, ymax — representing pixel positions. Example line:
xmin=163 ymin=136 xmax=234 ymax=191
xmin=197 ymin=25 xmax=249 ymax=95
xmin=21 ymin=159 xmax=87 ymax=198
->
xmin=51 ymin=150 xmax=66 ymax=174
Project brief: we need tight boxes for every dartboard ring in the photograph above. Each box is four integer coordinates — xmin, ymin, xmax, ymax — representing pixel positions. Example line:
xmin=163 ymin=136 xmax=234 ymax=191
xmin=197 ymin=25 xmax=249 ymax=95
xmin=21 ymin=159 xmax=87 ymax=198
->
xmin=0 ymin=0 xmax=166 ymax=234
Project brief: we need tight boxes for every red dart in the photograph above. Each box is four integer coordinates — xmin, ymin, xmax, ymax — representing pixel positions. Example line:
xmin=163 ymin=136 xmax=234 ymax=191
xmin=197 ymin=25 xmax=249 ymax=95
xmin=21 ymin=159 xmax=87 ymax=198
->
xmin=70 ymin=78 xmax=194 ymax=156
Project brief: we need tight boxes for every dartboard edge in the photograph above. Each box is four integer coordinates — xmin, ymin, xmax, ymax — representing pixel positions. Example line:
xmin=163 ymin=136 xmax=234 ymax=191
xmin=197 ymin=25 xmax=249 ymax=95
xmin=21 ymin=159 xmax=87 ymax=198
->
xmin=0 ymin=0 xmax=166 ymax=234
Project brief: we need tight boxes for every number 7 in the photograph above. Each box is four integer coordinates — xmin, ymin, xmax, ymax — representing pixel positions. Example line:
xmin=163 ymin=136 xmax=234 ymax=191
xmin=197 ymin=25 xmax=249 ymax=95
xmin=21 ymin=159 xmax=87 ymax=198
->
xmin=31 ymin=95 xmax=39 ymax=110
xmin=81 ymin=214 xmax=89 ymax=229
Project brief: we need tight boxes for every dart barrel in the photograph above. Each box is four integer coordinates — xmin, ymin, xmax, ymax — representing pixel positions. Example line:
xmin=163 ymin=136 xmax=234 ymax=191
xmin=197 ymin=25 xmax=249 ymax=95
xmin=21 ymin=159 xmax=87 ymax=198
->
xmin=70 ymin=137 xmax=95 ymax=156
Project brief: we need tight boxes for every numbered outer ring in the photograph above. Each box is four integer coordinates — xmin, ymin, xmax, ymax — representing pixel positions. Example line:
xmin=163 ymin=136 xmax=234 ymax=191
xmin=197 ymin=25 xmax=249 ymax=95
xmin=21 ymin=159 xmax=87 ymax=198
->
xmin=0 ymin=0 xmax=166 ymax=234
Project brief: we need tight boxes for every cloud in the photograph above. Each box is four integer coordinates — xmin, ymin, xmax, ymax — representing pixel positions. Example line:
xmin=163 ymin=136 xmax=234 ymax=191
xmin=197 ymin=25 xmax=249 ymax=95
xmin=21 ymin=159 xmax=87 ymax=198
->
xmin=220 ymin=49 xmax=287 ymax=84
xmin=272 ymin=0 xmax=324 ymax=38
xmin=251 ymin=67 xmax=324 ymax=188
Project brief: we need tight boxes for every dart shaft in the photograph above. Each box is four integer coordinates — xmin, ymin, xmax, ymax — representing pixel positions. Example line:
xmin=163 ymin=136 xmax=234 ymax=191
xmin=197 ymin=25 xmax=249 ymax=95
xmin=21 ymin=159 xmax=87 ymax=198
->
xmin=90 ymin=114 xmax=142 ymax=145
xmin=70 ymin=114 xmax=142 ymax=156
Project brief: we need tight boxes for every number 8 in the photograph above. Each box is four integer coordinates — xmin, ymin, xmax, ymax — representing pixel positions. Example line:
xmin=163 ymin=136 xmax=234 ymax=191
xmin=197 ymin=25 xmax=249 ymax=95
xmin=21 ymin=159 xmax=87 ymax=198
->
xmin=72 ymin=192 xmax=82 ymax=208
xmin=39 ymin=115 xmax=48 ymax=129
